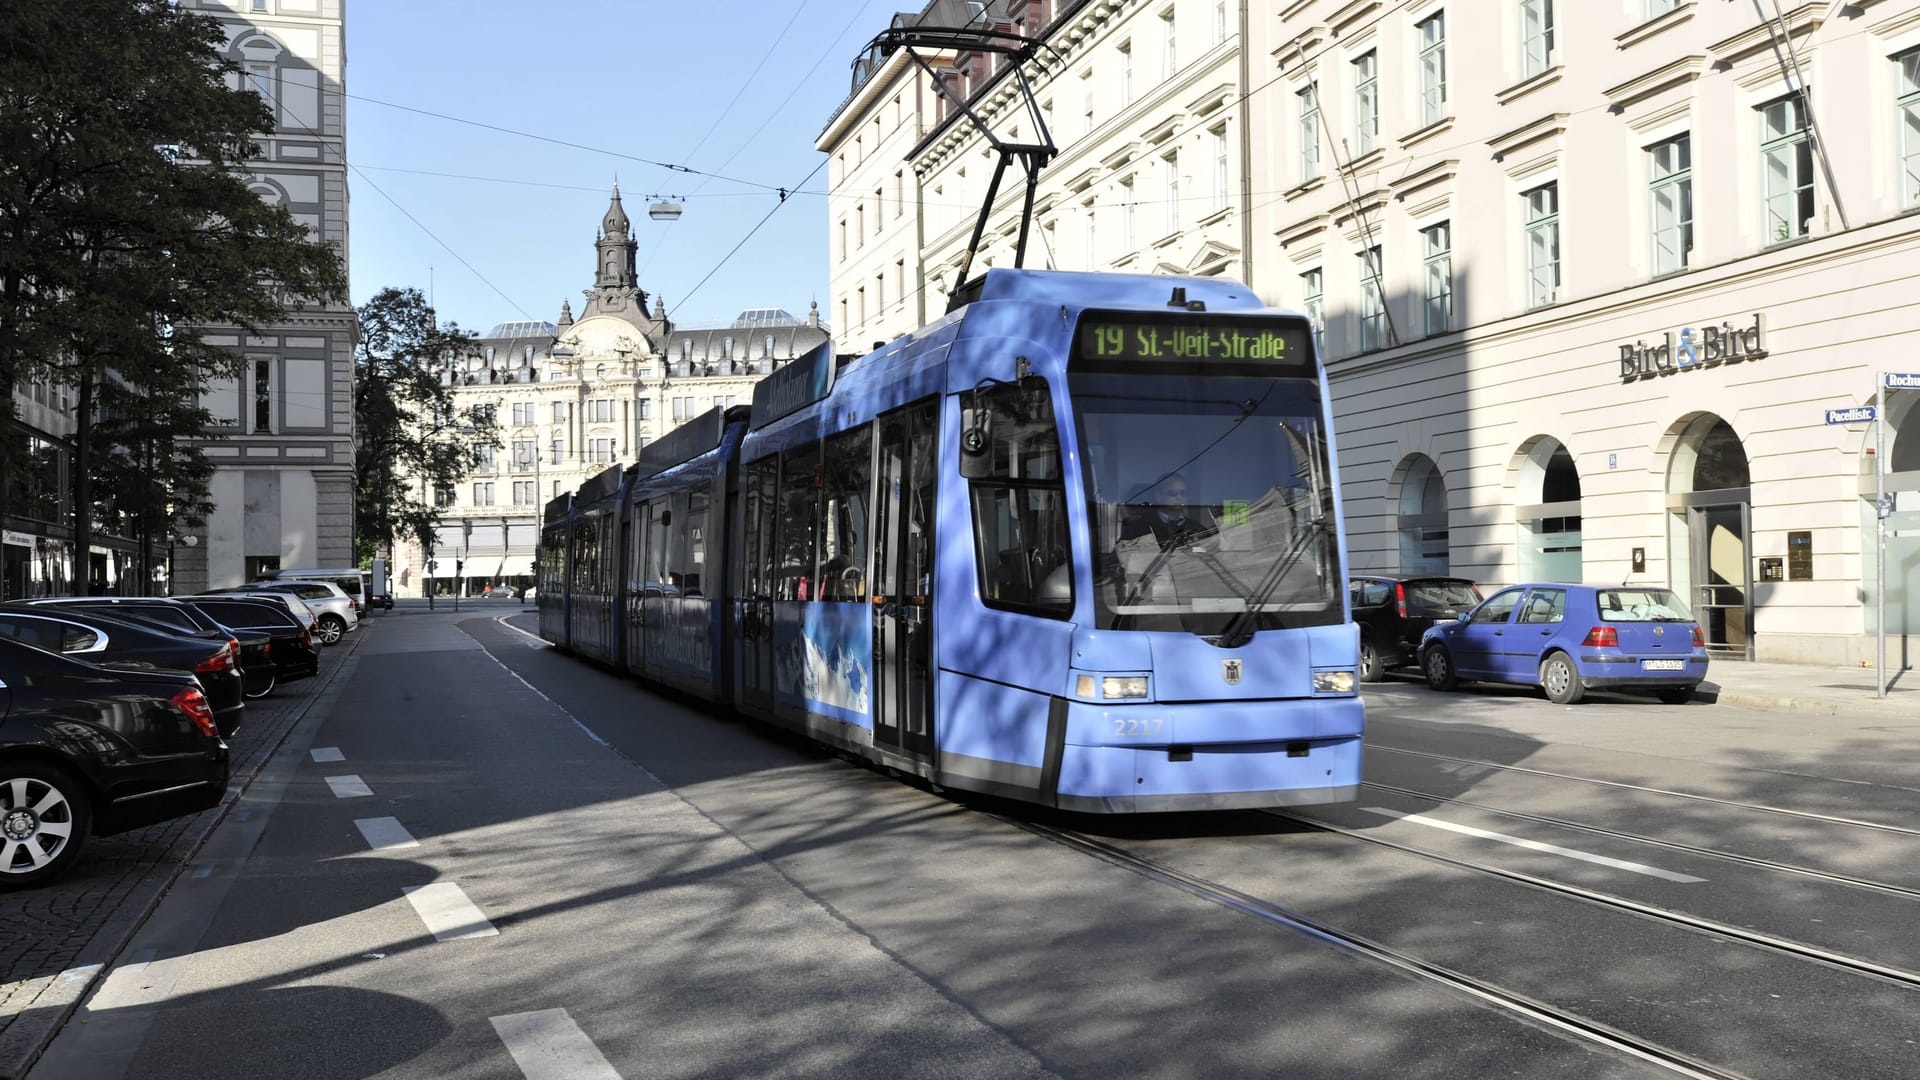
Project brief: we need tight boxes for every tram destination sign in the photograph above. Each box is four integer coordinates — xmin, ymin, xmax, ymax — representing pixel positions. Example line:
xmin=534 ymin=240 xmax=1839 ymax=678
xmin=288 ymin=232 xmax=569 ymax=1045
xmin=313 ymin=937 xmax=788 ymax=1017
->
xmin=1073 ymin=312 xmax=1314 ymax=373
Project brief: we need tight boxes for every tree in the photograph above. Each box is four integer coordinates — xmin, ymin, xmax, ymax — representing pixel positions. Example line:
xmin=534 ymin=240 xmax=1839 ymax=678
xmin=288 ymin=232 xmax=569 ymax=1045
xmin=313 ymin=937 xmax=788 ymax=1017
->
xmin=353 ymin=287 xmax=496 ymax=566
xmin=0 ymin=0 xmax=347 ymax=589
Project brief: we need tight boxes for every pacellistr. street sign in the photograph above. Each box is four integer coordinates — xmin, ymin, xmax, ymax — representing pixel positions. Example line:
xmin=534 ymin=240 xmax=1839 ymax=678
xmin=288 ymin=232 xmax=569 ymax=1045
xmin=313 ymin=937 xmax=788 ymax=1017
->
xmin=1825 ymin=405 xmax=1876 ymax=425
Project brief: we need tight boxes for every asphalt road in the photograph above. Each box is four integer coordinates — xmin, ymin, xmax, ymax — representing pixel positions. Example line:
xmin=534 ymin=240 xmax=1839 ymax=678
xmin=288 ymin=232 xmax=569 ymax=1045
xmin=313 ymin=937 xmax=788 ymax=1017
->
xmin=23 ymin=608 xmax=1920 ymax=1079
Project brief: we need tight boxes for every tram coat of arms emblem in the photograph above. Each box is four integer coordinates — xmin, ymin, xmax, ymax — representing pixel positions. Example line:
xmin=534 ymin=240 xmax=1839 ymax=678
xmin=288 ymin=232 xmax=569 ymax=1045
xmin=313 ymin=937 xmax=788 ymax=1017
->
xmin=1222 ymin=659 xmax=1243 ymax=685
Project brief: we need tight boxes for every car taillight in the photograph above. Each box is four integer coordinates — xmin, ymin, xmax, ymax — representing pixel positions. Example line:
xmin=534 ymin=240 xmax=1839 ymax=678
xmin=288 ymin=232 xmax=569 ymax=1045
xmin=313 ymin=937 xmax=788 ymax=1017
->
xmin=1394 ymin=583 xmax=1407 ymax=619
xmin=1692 ymin=626 xmax=1705 ymax=647
xmin=1581 ymin=626 xmax=1619 ymax=647
xmin=195 ymin=639 xmax=237 ymax=674
xmin=261 ymin=642 xmax=271 ymax=658
xmin=349 ymin=598 xmax=359 ymax=612
xmin=299 ymin=628 xmax=313 ymax=648
xmin=172 ymin=686 xmax=219 ymax=737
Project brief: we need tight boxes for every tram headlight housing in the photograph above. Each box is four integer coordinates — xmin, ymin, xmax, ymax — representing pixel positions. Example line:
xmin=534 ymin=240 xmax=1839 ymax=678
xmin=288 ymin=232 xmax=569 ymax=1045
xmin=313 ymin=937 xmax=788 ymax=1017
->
xmin=1313 ymin=670 xmax=1356 ymax=694
xmin=1101 ymin=676 xmax=1150 ymax=700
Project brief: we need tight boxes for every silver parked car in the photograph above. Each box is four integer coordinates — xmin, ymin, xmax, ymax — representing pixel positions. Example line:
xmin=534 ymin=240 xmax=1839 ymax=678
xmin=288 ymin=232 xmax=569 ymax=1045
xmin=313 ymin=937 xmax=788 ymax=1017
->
xmin=203 ymin=581 xmax=358 ymax=644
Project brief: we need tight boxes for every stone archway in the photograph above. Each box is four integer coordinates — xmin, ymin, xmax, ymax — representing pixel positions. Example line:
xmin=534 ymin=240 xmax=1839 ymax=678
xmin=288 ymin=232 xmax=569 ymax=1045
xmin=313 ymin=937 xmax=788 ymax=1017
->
xmin=1396 ymin=455 xmax=1450 ymax=575
xmin=1513 ymin=437 xmax=1582 ymax=582
xmin=1667 ymin=414 xmax=1752 ymax=659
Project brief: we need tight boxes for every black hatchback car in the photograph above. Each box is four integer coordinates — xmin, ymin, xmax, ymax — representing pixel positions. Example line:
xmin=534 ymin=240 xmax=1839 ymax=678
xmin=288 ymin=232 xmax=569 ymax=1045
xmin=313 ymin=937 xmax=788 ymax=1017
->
xmin=21 ymin=597 xmax=276 ymax=700
xmin=0 ymin=637 xmax=229 ymax=888
xmin=0 ymin=607 xmax=245 ymax=736
xmin=1349 ymin=575 xmax=1484 ymax=682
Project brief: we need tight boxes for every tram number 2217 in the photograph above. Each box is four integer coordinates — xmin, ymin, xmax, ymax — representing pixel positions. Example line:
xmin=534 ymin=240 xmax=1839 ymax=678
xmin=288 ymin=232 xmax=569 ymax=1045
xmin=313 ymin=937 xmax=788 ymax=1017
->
xmin=1113 ymin=716 xmax=1167 ymax=737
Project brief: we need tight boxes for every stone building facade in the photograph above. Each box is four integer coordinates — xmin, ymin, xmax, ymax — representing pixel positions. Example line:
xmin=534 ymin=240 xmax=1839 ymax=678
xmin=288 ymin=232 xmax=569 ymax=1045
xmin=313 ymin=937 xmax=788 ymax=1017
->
xmin=824 ymin=0 xmax=1920 ymax=666
xmin=393 ymin=187 xmax=832 ymax=597
xmin=175 ymin=0 xmax=356 ymax=591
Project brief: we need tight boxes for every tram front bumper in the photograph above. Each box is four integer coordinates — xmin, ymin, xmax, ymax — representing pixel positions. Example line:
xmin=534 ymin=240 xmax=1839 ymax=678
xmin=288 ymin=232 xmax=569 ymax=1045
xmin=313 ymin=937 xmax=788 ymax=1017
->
xmin=1053 ymin=697 xmax=1363 ymax=812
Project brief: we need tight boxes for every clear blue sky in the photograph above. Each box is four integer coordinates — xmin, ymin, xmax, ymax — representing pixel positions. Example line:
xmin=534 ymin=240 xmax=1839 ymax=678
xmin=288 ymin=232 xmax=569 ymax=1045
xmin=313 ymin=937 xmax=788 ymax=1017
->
xmin=346 ymin=0 xmax=887 ymax=336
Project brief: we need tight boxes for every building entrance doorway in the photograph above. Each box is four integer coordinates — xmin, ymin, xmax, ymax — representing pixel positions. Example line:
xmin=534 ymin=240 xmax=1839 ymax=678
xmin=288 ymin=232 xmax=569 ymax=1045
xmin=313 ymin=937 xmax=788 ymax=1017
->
xmin=1668 ymin=415 xmax=1752 ymax=660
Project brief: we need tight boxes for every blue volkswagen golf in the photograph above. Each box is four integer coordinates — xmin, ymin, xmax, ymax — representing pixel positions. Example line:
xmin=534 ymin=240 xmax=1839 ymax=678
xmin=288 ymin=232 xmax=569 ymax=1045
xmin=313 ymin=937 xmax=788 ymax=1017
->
xmin=1418 ymin=584 xmax=1709 ymax=705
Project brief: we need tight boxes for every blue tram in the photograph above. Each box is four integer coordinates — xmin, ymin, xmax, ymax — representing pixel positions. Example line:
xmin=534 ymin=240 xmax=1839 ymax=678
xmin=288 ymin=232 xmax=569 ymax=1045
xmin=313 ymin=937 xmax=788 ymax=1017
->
xmin=537 ymin=268 xmax=1362 ymax=811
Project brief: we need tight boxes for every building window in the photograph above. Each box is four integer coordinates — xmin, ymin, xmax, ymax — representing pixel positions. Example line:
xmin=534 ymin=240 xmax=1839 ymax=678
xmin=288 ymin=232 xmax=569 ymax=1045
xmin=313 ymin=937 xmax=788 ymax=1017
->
xmin=1422 ymin=222 xmax=1452 ymax=336
xmin=524 ymin=345 xmax=534 ymax=364
xmin=1357 ymin=246 xmax=1385 ymax=352
xmin=1520 ymin=0 xmax=1554 ymax=79
xmin=1418 ymin=13 xmax=1447 ymax=128
xmin=552 ymin=401 xmax=568 ymax=424
xmin=552 ymin=480 xmax=563 ymax=498
xmin=1163 ymin=150 xmax=1180 ymax=234
xmin=473 ymin=482 xmax=495 ymax=506
xmin=1161 ymin=9 xmax=1176 ymax=80
xmin=1353 ymin=51 xmax=1378 ymax=155
xmin=1649 ymin=135 xmax=1693 ymax=275
xmin=550 ymin=439 xmax=563 ymax=465
xmin=1524 ymin=182 xmax=1560 ymax=307
xmin=639 ymin=399 xmax=652 ymax=420
xmin=1210 ymin=126 xmax=1229 ymax=214
xmin=511 ymin=440 xmax=536 ymax=470
xmin=1645 ymin=0 xmax=1679 ymax=19
xmin=434 ymin=485 xmax=453 ymax=508
xmin=252 ymin=359 xmax=271 ymax=433
xmin=511 ymin=402 xmax=533 ymax=425
xmin=587 ymin=438 xmax=615 ymax=463
xmin=244 ymin=62 xmax=274 ymax=112
xmin=838 ymin=219 xmax=847 ymax=261
xmin=1901 ymin=49 xmax=1920 ymax=209
xmin=895 ymin=170 xmax=905 ymax=217
xmin=1297 ymin=84 xmax=1320 ymax=182
xmin=672 ymin=396 xmax=695 ymax=422
xmin=1301 ymin=268 xmax=1324 ymax=354
xmin=586 ymin=398 xmax=614 ymax=423
xmin=1119 ymin=42 xmax=1133 ymax=105
xmin=723 ymin=337 xmax=734 ymax=360
xmin=513 ymin=481 xmax=535 ymax=505
xmin=474 ymin=443 xmax=496 ymax=471
xmin=1760 ymin=95 xmax=1813 ymax=244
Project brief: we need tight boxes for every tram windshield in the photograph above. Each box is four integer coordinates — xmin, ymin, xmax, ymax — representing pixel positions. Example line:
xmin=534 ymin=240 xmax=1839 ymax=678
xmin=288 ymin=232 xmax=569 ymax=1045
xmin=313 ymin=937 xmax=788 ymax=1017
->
xmin=1070 ymin=372 xmax=1342 ymax=637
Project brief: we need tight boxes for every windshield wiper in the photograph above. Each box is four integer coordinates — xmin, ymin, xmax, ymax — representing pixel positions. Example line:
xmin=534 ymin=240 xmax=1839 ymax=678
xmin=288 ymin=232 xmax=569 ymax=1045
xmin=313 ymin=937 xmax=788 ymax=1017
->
xmin=1213 ymin=515 xmax=1326 ymax=648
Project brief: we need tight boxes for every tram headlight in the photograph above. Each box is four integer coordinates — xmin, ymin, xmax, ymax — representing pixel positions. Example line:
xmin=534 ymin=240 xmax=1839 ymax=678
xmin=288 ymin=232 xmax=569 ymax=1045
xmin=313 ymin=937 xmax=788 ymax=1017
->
xmin=1101 ymin=676 xmax=1150 ymax=700
xmin=1313 ymin=670 xmax=1356 ymax=694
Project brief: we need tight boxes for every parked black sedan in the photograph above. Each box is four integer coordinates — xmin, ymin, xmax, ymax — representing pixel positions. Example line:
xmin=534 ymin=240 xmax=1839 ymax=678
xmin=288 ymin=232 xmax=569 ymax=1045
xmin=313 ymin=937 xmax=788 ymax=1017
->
xmin=177 ymin=597 xmax=319 ymax=684
xmin=0 ymin=637 xmax=229 ymax=888
xmin=20 ymin=597 xmax=277 ymax=700
xmin=0 ymin=606 xmax=245 ymax=737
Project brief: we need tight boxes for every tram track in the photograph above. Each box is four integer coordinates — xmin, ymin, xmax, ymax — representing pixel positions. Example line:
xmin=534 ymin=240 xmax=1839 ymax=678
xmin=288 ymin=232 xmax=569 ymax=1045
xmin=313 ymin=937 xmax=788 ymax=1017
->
xmin=1353 ymin=779 xmax=1920 ymax=902
xmin=1369 ymin=744 xmax=1920 ymax=837
xmin=1011 ymin=817 xmax=1754 ymax=1080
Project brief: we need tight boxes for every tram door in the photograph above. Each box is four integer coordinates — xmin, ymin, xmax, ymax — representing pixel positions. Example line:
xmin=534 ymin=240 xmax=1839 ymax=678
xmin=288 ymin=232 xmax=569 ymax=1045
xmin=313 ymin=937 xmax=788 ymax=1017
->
xmin=872 ymin=402 xmax=936 ymax=761
xmin=738 ymin=459 xmax=778 ymax=715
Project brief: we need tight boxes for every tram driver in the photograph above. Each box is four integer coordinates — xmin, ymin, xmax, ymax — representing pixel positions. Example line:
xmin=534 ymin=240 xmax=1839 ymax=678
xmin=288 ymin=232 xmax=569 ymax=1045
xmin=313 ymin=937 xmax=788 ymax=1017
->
xmin=1120 ymin=472 xmax=1218 ymax=549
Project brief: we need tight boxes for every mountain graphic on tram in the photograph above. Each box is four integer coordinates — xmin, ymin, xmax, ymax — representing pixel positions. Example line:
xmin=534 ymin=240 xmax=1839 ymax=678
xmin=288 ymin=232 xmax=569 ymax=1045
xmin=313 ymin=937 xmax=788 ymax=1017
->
xmin=533 ymin=267 xmax=1363 ymax=812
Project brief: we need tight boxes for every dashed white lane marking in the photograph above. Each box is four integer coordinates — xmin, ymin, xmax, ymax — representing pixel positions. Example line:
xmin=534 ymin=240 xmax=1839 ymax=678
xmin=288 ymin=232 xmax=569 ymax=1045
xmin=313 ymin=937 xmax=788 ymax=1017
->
xmin=325 ymin=774 xmax=373 ymax=799
xmin=403 ymin=882 xmax=498 ymax=941
xmin=354 ymin=816 xmax=419 ymax=850
xmin=491 ymin=1009 xmax=622 ymax=1080
xmin=310 ymin=747 xmax=345 ymax=763
xmin=1359 ymin=807 xmax=1707 ymax=883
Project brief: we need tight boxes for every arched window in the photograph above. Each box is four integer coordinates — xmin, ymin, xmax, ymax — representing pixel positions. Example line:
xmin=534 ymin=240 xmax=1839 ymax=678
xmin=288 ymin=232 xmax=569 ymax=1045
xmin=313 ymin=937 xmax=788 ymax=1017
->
xmin=723 ymin=338 xmax=735 ymax=359
xmin=764 ymin=334 xmax=774 ymax=357
xmin=524 ymin=345 xmax=534 ymax=364
xmin=682 ymin=340 xmax=692 ymax=361
xmin=485 ymin=347 xmax=495 ymax=365
xmin=595 ymin=363 xmax=606 ymax=381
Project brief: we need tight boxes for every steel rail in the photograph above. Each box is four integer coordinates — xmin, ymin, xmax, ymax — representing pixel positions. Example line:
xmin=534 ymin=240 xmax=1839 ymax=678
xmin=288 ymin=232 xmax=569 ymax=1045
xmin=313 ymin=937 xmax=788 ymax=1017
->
xmin=1368 ymin=744 xmax=1920 ymax=837
xmin=1356 ymin=779 xmax=1920 ymax=903
xmin=1011 ymin=818 xmax=1753 ymax=1080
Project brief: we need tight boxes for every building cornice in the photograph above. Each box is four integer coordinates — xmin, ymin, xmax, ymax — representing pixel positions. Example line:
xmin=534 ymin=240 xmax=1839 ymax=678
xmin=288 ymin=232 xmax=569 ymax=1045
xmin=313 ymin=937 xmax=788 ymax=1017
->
xmin=1708 ymin=3 xmax=1823 ymax=66
xmin=1603 ymin=56 xmax=1707 ymax=110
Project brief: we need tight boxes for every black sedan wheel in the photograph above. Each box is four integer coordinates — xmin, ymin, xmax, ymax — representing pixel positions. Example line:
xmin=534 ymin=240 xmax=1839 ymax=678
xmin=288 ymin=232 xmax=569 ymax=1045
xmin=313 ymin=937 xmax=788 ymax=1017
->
xmin=0 ymin=762 xmax=92 ymax=889
xmin=316 ymin=615 xmax=345 ymax=645
xmin=1422 ymin=645 xmax=1458 ymax=691
xmin=243 ymin=667 xmax=277 ymax=699
xmin=1541 ymin=652 xmax=1585 ymax=705
xmin=1358 ymin=638 xmax=1385 ymax=683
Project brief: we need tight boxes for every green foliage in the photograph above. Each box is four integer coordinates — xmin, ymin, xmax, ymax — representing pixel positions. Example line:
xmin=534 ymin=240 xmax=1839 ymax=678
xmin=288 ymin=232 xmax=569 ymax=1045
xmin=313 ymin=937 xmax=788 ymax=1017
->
xmin=353 ymin=287 xmax=496 ymax=564
xmin=0 ymin=0 xmax=347 ymax=587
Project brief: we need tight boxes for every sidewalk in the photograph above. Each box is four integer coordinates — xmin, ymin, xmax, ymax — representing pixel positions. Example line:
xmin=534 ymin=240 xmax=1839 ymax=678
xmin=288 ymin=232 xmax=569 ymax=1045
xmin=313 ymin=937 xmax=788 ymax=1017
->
xmin=1694 ymin=657 xmax=1918 ymax=717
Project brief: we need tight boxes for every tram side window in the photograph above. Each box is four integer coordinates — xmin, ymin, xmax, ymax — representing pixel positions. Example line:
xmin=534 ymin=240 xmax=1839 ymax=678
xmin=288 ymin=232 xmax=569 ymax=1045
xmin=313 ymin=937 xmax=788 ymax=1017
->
xmin=687 ymin=486 xmax=709 ymax=597
xmin=963 ymin=377 xmax=1072 ymax=617
xmin=663 ymin=486 xmax=709 ymax=596
xmin=775 ymin=444 xmax=821 ymax=600
xmin=643 ymin=501 xmax=669 ymax=595
xmin=820 ymin=427 xmax=872 ymax=602
xmin=628 ymin=502 xmax=647 ymax=597
xmin=744 ymin=460 xmax=778 ymax=599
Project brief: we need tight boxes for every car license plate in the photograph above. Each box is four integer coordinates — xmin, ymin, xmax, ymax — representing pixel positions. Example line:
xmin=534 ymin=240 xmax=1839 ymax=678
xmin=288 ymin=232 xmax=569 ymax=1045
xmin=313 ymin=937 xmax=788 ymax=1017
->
xmin=1641 ymin=659 xmax=1685 ymax=671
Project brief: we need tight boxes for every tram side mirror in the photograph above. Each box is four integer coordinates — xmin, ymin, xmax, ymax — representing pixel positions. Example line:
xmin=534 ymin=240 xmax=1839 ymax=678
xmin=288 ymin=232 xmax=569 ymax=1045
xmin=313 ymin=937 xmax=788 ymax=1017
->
xmin=960 ymin=403 xmax=993 ymax=479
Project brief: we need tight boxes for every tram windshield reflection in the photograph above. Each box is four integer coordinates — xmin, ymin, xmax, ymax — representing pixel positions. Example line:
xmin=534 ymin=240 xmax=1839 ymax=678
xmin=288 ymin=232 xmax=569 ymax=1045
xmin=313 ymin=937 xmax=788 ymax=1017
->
xmin=1071 ymin=373 xmax=1342 ymax=636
